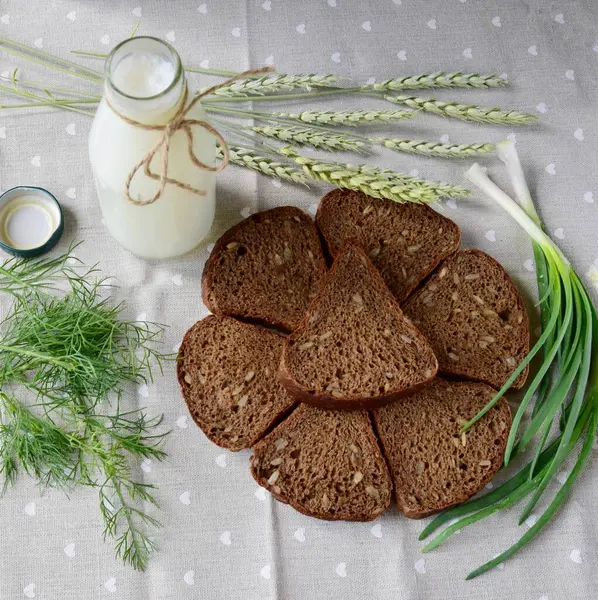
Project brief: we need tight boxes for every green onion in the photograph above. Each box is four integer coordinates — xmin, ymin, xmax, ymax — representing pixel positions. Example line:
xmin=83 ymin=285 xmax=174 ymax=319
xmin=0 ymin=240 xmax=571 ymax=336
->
xmin=419 ymin=141 xmax=598 ymax=579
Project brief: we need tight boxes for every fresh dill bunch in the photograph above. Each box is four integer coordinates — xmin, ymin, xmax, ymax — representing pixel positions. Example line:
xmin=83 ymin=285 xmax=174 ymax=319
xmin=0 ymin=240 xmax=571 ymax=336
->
xmin=0 ymin=249 xmax=169 ymax=571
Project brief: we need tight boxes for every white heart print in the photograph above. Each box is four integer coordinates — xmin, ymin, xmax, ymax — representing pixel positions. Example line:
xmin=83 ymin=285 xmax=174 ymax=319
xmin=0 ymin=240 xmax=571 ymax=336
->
xmin=67 ymin=10 xmax=76 ymax=21
xmin=184 ymin=570 xmax=195 ymax=585
xmin=554 ymin=13 xmax=564 ymax=24
xmin=335 ymin=562 xmax=347 ymax=577
xmin=63 ymin=543 xmax=76 ymax=558
xmin=254 ymin=487 xmax=267 ymax=501
xmin=176 ymin=415 xmax=188 ymax=429
xmin=584 ymin=191 xmax=594 ymax=203
xmin=100 ymin=34 xmax=110 ymax=45
xmin=65 ymin=123 xmax=76 ymax=136
xmin=264 ymin=55 xmax=275 ymax=66
xmin=492 ymin=16 xmax=501 ymax=27
xmin=104 ymin=578 xmax=116 ymax=593
xmin=1 ymin=14 xmax=10 ymax=24
xmin=414 ymin=558 xmax=426 ymax=574
xmin=34 ymin=38 xmax=43 ymax=49
xmin=198 ymin=4 xmax=207 ymax=14
xmin=171 ymin=273 xmax=183 ymax=286
xmin=569 ymin=549 xmax=582 ymax=564
xmin=462 ymin=48 xmax=472 ymax=59
xmin=485 ymin=230 xmax=496 ymax=243
xmin=231 ymin=27 xmax=241 ymax=37
xmin=397 ymin=50 xmax=407 ymax=61
xmin=0 ymin=126 xmax=6 ymax=139
xmin=361 ymin=21 xmax=372 ymax=32
xmin=365 ymin=77 xmax=376 ymax=85
xmin=536 ymin=102 xmax=548 ymax=114
xmin=439 ymin=134 xmax=450 ymax=144
xmin=260 ymin=564 xmax=271 ymax=579
xmin=179 ymin=491 xmax=191 ymax=505
xmin=241 ymin=206 xmax=253 ymax=218
xmin=327 ymin=0 xmax=337 ymax=6
xmin=65 ymin=187 xmax=76 ymax=199
xmin=524 ymin=259 xmax=535 ymax=272
xmin=528 ymin=45 xmax=538 ymax=56
xmin=307 ymin=204 xmax=318 ymax=216
xmin=545 ymin=163 xmax=556 ymax=175
xmin=215 ymin=453 xmax=227 ymax=468
xmin=554 ymin=228 xmax=565 ymax=240
xmin=565 ymin=69 xmax=575 ymax=80
xmin=295 ymin=23 xmax=306 ymax=34
xmin=220 ymin=531 xmax=232 ymax=545
xmin=25 ymin=502 xmax=36 ymax=516
xmin=427 ymin=19 xmax=437 ymax=30
xmin=262 ymin=0 xmax=272 ymax=10
xmin=331 ymin=52 xmax=341 ymax=63
xmin=271 ymin=179 xmax=282 ymax=188
xmin=166 ymin=31 xmax=176 ymax=42
xmin=574 ymin=128 xmax=584 ymax=141
xmin=294 ymin=527 xmax=305 ymax=542
xmin=23 ymin=584 xmax=36 ymax=598
xmin=141 ymin=458 xmax=153 ymax=473
xmin=556 ymin=470 xmax=570 ymax=484
xmin=31 ymin=156 xmax=41 ymax=167
xmin=446 ymin=199 xmax=458 ymax=210
xmin=132 ymin=6 xmax=142 ymax=17
xmin=200 ymin=59 xmax=210 ymax=69
xmin=370 ymin=523 xmax=382 ymax=538
xmin=524 ymin=514 xmax=537 ymax=528
xmin=137 ymin=383 xmax=149 ymax=398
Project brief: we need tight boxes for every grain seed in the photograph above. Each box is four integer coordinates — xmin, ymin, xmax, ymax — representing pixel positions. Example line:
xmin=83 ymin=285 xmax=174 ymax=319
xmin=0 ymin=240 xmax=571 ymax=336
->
xmin=267 ymin=470 xmax=280 ymax=485
xmin=353 ymin=471 xmax=364 ymax=484
xmin=298 ymin=341 xmax=314 ymax=350
xmin=439 ymin=267 xmax=448 ymax=279
xmin=245 ymin=370 xmax=255 ymax=382
xmin=270 ymin=457 xmax=283 ymax=466
xmin=274 ymin=438 xmax=288 ymax=451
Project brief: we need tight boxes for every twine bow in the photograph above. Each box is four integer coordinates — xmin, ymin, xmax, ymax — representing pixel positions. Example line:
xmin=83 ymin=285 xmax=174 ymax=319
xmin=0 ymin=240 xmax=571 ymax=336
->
xmin=106 ymin=66 xmax=274 ymax=206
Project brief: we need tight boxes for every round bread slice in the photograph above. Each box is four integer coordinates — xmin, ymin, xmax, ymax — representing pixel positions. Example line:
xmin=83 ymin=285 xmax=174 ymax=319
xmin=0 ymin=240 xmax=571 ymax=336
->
xmin=316 ymin=189 xmax=461 ymax=302
xmin=250 ymin=404 xmax=392 ymax=521
xmin=373 ymin=378 xmax=511 ymax=518
xmin=177 ymin=316 xmax=295 ymax=450
xmin=279 ymin=242 xmax=438 ymax=410
xmin=202 ymin=207 xmax=327 ymax=331
xmin=403 ymin=249 xmax=530 ymax=390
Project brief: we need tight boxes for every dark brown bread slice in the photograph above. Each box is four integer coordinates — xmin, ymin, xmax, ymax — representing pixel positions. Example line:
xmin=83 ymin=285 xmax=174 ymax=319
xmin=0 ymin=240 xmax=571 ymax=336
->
xmin=279 ymin=242 xmax=438 ymax=410
xmin=177 ymin=316 xmax=295 ymax=451
xmin=403 ymin=249 xmax=530 ymax=390
xmin=316 ymin=189 xmax=461 ymax=302
xmin=373 ymin=378 xmax=511 ymax=518
xmin=250 ymin=404 xmax=392 ymax=521
xmin=202 ymin=207 xmax=327 ymax=331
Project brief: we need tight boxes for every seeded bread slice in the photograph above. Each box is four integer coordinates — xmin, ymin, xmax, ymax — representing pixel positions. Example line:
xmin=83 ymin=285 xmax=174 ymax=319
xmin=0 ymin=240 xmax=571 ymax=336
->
xmin=177 ymin=316 xmax=295 ymax=450
xmin=316 ymin=189 xmax=461 ymax=302
xmin=373 ymin=378 xmax=511 ymax=518
xmin=202 ymin=207 xmax=328 ymax=331
xmin=279 ymin=242 xmax=438 ymax=410
xmin=403 ymin=249 xmax=530 ymax=390
xmin=250 ymin=404 xmax=392 ymax=521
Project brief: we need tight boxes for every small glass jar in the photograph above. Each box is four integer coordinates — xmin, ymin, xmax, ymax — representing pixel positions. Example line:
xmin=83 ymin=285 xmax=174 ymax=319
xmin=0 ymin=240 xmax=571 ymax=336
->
xmin=88 ymin=36 xmax=216 ymax=259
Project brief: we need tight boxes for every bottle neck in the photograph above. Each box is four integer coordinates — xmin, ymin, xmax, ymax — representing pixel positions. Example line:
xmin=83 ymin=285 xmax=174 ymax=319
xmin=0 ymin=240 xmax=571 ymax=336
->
xmin=104 ymin=36 xmax=185 ymax=125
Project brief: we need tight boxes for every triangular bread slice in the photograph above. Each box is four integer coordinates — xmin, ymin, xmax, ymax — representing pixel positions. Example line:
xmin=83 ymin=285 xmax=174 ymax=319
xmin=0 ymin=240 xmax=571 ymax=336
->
xmin=279 ymin=242 xmax=438 ymax=409
xmin=373 ymin=378 xmax=511 ymax=518
xmin=202 ymin=207 xmax=327 ymax=331
xmin=250 ymin=404 xmax=392 ymax=521
xmin=316 ymin=189 xmax=460 ymax=302
xmin=177 ymin=316 xmax=295 ymax=450
xmin=403 ymin=249 xmax=530 ymax=389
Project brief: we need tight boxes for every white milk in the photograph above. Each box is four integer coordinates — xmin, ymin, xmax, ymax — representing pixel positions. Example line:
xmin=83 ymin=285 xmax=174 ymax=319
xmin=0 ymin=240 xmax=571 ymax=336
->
xmin=88 ymin=37 xmax=216 ymax=259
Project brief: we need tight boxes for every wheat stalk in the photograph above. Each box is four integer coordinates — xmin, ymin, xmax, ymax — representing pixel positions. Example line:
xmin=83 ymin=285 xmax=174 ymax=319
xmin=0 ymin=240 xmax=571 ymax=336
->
xmin=217 ymin=145 xmax=307 ymax=183
xmin=384 ymin=95 xmax=536 ymax=125
xmin=252 ymin=125 xmax=367 ymax=152
xmin=210 ymin=73 xmax=339 ymax=97
xmin=364 ymin=71 xmax=506 ymax=91
xmin=271 ymin=108 xmax=414 ymax=127
xmin=376 ymin=138 xmax=495 ymax=158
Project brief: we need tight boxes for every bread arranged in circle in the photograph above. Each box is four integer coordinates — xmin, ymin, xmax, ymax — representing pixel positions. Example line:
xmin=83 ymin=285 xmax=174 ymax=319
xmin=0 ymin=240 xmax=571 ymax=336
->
xmin=177 ymin=316 xmax=296 ymax=450
xmin=279 ymin=242 xmax=438 ymax=410
xmin=403 ymin=249 xmax=530 ymax=389
xmin=316 ymin=189 xmax=461 ymax=302
xmin=202 ymin=206 xmax=327 ymax=331
xmin=373 ymin=378 xmax=511 ymax=518
xmin=250 ymin=404 xmax=392 ymax=521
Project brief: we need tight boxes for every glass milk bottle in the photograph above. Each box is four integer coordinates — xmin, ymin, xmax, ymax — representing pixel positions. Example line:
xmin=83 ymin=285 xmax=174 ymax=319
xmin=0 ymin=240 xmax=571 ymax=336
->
xmin=89 ymin=37 xmax=216 ymax=259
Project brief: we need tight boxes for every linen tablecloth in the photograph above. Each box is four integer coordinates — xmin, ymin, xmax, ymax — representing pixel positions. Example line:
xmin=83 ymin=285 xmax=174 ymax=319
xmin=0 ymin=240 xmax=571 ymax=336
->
xmin=1 ymin=1 xmax=597 ymax=598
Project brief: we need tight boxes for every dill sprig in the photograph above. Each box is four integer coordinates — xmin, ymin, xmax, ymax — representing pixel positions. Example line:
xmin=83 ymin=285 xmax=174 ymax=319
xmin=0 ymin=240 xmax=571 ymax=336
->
xmin=0 ymin=249 xmax=169 ymax=571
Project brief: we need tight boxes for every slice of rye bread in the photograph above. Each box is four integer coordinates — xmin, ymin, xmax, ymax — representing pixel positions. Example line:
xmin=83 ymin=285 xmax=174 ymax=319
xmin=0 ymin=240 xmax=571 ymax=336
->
xmin=202 ymin=207 xmax=327 ymax=331
xmin=315 ymin=189 xmax=461 ymax=302
xmin=403 ymin=249 xmax=530 ymax=390
xmin=177 ymin=316 xmax=296 ymax=451
xmin=373 ymin=378 xmax=511 ymax=518
xmin=279 ymin=241 xmax=438 ymax=410
xmin=250 ymin=403 xmax=392 ymax=521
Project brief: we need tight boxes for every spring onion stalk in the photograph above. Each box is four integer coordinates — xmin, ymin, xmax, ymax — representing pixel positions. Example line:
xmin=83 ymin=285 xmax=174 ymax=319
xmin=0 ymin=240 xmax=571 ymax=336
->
xmin=419 ymin=141 xmax=598 ymax=579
